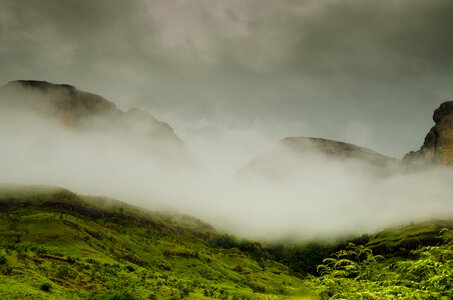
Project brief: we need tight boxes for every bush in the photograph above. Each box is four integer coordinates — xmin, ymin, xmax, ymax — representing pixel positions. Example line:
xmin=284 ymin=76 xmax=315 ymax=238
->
xmin=125 ymin=265 xmax=135 ymax=272
xmin=1 ymin=265 xmax=12 ymax=275
xmin=40 ymin=282 xmax=52 ymax=292
xmin=148 ymin=292 xmax=158 ymax=300
xmin=92 ymin=289 xmax=141 ymax=300
xmin=211 ymin=234 xmax=238 ymax=249
xmin=0 ymin=253 xmax=7 ymax=265
xmin=56 ymin=264 xmax=72 ymax=278
xmin=66 ymin=256 xmax=77 ymax=264
xmin=0 ymin=252 xmax=12 ymax=275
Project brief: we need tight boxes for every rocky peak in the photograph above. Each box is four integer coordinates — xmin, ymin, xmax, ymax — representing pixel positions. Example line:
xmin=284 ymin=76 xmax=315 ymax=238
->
xmin=0 ymin=80 xmax=189 ymax=162
xmin=433 ymin=101 xmax=453 ymax=123
xmin=279 ymin=137 xmax=394 ymax=166
xmin=7 ymin=80 xmax=77 ymax=93
xmin=404 ymin=101 xmax=453 ymax=165
xmin=1 ymin=80 xmax=120 ymax=125
xmin=239 ymin=136 xmax=397 ymax=177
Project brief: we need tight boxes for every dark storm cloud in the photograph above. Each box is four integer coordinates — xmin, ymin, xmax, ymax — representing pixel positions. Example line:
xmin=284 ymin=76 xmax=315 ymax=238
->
xmin=3 ymin=0 xmax=453 ymax=75
xmin=0 ymin=1 xmax=153 ymax=75
xmin=1 ymin=0 xmax=453 ymax=158
xmin=288 ymin=0 xmax=453 ymax=79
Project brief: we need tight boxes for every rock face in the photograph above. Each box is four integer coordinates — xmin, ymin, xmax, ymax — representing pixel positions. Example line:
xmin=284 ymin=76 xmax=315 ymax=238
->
xmin=404 ymin=101 xmax=453 ymax=165
xmin=0 ymin=80 xmax=189 ymax=162
xmin=240 ymin=137 xmax=397 ymax=177
xmin=0 ymin=80 xmax=122 ymax=125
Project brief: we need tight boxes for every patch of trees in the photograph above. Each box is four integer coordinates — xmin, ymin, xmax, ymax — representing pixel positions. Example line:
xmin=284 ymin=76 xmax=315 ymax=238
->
xmin=211 ymin=233 xmax=371 ymax=276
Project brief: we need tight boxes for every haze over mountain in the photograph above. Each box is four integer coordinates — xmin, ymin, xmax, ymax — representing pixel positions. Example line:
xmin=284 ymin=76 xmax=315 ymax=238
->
xmin=2 ymin=0 xmax=453 ymax=161
xmin=241 ymin=100 xmax=453 ymax=178
xmin=240 ymin=137 xmax=398 ymax=179
xmin=2 ymin=1 xmax=453 ymax=299
xmin=1 ymin=79 xmax=453 ymax=240
xmin=0 ymin=80 xmax=190 ymax=164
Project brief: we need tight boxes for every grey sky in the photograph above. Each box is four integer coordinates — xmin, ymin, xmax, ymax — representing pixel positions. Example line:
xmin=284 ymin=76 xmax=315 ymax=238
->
xmin=1 ymin=0 xmax=453 ymax=160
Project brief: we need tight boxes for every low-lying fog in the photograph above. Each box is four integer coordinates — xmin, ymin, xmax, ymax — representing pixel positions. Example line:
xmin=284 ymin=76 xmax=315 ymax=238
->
xmin=1 ymin=104 xmax=453 ymax=241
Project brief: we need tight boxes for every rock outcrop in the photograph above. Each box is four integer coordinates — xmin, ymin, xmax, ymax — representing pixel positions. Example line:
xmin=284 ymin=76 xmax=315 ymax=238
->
xmin=404 ymin=101 xmax=453 ymax=165
xmin=0 ymin=80 xmax=122 ymax=125
xmin=0 ymin=80 xmax=189 ymax=163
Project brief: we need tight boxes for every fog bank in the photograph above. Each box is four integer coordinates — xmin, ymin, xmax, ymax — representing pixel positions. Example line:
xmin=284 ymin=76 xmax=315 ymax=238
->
xmin=1 ymin=103 xmax=453 ymax=240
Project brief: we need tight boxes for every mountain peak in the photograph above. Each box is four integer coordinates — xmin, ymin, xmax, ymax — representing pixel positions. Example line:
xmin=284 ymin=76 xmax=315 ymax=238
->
xmin=433 ymin=101 xmax=453 ymax=123
xmin=280 ymin=136 xmax=385 ymax=156
xmin=278 ymin=136 xmax=395 ymax=165
xmin=0 ymin=80 xmax=189 ymax=162
xmin=405 ymin=101 xmax=453 ymax=165
xmin=240 ymin=136 xmax=396 ymax=178
xmin=7 ymin=80 xmax=76 ymax=92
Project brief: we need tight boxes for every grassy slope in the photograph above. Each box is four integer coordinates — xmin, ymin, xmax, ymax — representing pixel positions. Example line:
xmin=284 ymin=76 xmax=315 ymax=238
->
xmin=0 ymin=185 xmax=312 ymax=300
xmin=367 ymin=220 xmax=453 ymax=253
xmin=0 ymin=184 xmax=452 ymax=299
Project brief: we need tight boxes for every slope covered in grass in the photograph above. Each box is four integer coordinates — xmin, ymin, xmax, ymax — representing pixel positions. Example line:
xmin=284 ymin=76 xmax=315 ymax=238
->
xmin=367 ymin=220 xmax=453 ymax=254
xmin=0 ymin=184 xmax=311 ymax=299
xmin=0 ymin=184 xmax=452 ymax=299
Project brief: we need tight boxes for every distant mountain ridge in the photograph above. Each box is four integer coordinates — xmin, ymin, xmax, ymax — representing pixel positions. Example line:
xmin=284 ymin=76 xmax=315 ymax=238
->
xmin=1 ymin=80 xmax=120 ymax=126
xmin=240 ymin=136 xmax=397 ymax=177
xmin=3 ymin=80 xmax=453 ymax=171
xmin=0 ymin=80 xmax=190 ymax=162
xmin=242 ymin=101 xmax=453 ymax=176
xmin=279 ymin=137 xmax=395 ymax=166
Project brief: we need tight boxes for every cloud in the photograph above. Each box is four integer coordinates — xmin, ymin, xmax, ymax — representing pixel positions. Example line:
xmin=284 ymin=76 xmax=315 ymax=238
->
xmin=1 ymin=95 xmax=453 ymax=240
xmin=1 ymin=0 xmax=453 ymax=158
xmin=3 ymin=0 xmax=453 ymax=73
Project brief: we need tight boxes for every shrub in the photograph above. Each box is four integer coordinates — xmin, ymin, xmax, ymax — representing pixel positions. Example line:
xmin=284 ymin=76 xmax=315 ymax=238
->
xmin=56 ymin=264 xmax=72 ymax=278
xmin=148 ymin=292 xmax=158 ymax=300
xmin=1 ymin=265 xmax=12 ymax=275
xmin=211 ymin=234 xmax=238 ymax=249
xmin=0 ymin=253 xmax=7 ymax=265
xmin=66 ymin=256 xmax=77 ymax=264
xmin=40 ymin=282 xmax=52 ymax=292
xmin=92 ymin=289 xmax=141 ymax=300
xmin=125 ymin=265 xmax=135 ymax=272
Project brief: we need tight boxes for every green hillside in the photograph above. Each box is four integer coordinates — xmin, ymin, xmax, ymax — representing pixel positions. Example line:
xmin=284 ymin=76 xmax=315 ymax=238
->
xmin=0 ymin=185 xmax=311 ymax=299
xmin=367 ymin=220 xmax=453 ymax=254
xmin=0 ymin=184 xmax=452 ymax=299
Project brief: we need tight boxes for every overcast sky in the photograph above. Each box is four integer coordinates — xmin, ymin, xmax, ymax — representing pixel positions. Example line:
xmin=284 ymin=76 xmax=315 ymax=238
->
xmin=1 ymin=0 xmax=453 ymax=161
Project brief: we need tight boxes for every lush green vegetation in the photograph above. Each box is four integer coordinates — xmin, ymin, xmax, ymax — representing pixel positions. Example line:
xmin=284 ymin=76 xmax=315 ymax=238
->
xmin=0 ymin=184 xmax=452 ymax=299
xmin=0 ymin=185 xmax=311 ymax=299
xmin=305 ymin=228 xmax=453 ymax=299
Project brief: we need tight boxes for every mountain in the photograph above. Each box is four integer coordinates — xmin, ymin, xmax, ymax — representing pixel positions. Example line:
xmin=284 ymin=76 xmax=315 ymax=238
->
xmin=0 ymin=80 xmax=190 ymax=163
xmin=240 ymin=137 xmax=397 ymax=177
xmin=405 ymin=101 xmax=453 ymax=165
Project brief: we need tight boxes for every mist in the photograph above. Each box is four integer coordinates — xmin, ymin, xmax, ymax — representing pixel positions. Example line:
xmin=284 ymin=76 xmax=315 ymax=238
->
xmin=1 ymin=93 xmax=453 ymax=241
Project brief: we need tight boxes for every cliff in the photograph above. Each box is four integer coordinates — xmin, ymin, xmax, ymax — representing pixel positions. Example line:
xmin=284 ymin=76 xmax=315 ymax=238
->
xmin=404 ymin=101 xmax=453 ymax=165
